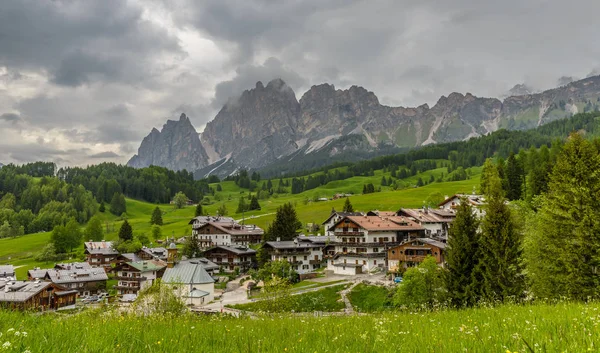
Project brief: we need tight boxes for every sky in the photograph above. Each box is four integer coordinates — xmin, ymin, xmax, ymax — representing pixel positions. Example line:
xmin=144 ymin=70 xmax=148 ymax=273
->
xmin=1 ymin=0 xmax=599 ymax=167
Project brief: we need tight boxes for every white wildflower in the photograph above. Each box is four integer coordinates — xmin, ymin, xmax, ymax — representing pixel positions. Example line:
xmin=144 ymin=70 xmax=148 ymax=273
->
xmin=2 ymin=341 xmax=11 ymax=349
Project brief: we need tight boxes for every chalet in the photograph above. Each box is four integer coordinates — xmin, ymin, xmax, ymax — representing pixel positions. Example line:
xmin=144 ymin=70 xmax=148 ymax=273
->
xmin=387 ymin=238 xmax=447 ymax=274
xmin=0 ymin=265 xmax=15 ymax=280
xmin=0 ymin=279 xmax=77 ymax=311
xmin=84 ymin=241 xmax=119 ymax=267
xmin=203 ymin=245 xmax=257 ymax=273
xmin=112 ymin=260 xmax=166 ymax=296
xmin=366 ymin=210 xmax=396 ymax=217
xmin=45 ymin=266 xmax=109 ymax=297
xmin=138 ymin=247 xmax=169 ymax=261
xmin=262 ymin=235 xmax=331 ymax=275
xmin=28 ymin=262 xmax=93 ymax=281
xmin=194 ymin=221 xmax=263 ymax=248
xmin=439 ymin=194 xmax=486 ymax=218
xmin=325 ymin=215 xmax=424 ymax=275
xmin=322 ymin=210 xmax=365 ymax=236
xmin=162 ymin=261 xmax=215 ymax=306
xmin=117 ymin=252 xmax=144 ymax=264
xmin=396 ymin=208 xmax=456 ymax=240
xmin=189 ymin=216 xmax=235 ymax=236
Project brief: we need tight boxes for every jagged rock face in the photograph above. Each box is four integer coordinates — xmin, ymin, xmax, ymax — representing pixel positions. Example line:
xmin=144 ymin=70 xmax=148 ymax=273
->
xmin=127 ymin=113 xmax=209 ymax=172
xmin=131 ymin=75 xmax=600 ymax=177
xmin=201 ymin=79 xmax=301 ymax=169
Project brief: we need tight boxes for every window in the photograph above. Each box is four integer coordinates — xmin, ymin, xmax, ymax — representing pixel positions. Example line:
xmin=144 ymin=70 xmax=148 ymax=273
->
xmin=373 ymin=248 xmax=379 ymax=253
xmin=374 ymin=260 xmax=377 ymax=265
xmin=363 ymin=260 xmax=366 ymax=265
xmin=391 ymin=250 xmax=395 ymax=254
xmin=304 ymin=256 xmax=307 ymax=260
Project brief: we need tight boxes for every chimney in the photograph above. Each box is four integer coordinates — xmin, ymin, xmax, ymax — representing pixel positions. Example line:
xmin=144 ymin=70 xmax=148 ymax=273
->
xmin=276 ymin=237 xmax=281 ymax=242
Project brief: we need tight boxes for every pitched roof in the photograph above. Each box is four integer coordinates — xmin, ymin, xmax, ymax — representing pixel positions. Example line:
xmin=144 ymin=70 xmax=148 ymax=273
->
xmin=197 ymin=222 xmax=263 ymax=236
xmin=329 ymin=215 xmax=423 ymax=232
xmin=392 ymin=238 xmax=447 ymax=251
xmin=397 ymin=208 xmax=455 ymax=224
xmin=438 ymin=194 xmax=486 ymax=208
xmin=264 ymin=240 xmax=315 ymax=250
xmin=0 ymin=280 xmax=53 ymax=302
xmin=0 ymin=265 xmax=15 ymax=278
xmin=54 ymin=262 xmax=92 ymax=271
xmin=119 ymin=253 xmax=143 ymax=262
xmin=205 ymin=245 xmax=256 ymax=255
xmin=140 ymin=247 xmax=168 ymax=259
xmin=28 ymin=269 xmax=48 ymax=279
xmin=162 ymin=262 xmax=214 ymax=285
xmin=45 ymin=267 xmax=108 ymax=284
xmin=321 ymin=211 xmax=365 ymax=225
xmin=125 ymin=260 xmax=166 ymax=272
xmin=188 ymin=289 xmax=210 ymax=298
xmin=297 ymin=235 xmax=333 ymax=245
xmin=188 ymin=216 xmax=235 ymax=225
xmin=179 ymin=257 xmax=219 ymax=271
xmin=84 ymin=241 xmax=118 ymax=255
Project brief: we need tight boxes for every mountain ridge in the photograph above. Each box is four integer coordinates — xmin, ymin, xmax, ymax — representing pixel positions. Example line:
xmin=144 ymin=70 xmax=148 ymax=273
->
xmin=128 ymin=75 xmax=600 ymax=177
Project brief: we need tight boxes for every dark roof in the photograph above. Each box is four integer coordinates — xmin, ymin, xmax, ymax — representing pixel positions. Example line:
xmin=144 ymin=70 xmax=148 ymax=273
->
xmin=0 ymin=265 xmax=15 ymax=278
xmin=54 ymin=262 xmax=92 ymax=271
xmin=397 ymin=208 xmax=455 ymax=224
xmin=188 ymin=216 xmax=235 ymax=225
xmin=46 ymin=267 xmax=109 ymax=284
xmin=264 ymin=241 xmax=315 ymax=250
xmin=0 ymin=280 xmax=53 ymax=302
xmin=179 ymin=257 xmax=219 ymax=271
xmin=205 ymin=245 xmax=256 ymax=255
xmin=162 ymin=262 xmax=214 ymax=284
xmin=297 ymin=235 xmax=333 ymax=245
xmin=391 ymin=238 xmax=447 ymax=251
xmin=125 ymin=260 xmax=166 ymax=272
xmin=119 ymin=253 xmax=143 ymax=262
xmin=196 ymin=222 xmax=263 ymax=236
xmin=140 ymin=247 xmax=168 ymax=259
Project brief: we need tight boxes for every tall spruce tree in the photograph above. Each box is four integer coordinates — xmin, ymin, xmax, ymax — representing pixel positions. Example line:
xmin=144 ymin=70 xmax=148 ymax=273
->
xmin=524 ymin=133 xmax=600 ymax=299
xmin=445 ymin=198 xmax=480 ymax=307
xmin=249 ymin=196 xmax=261 ymax=210
xmin=110 ymin=192 xmax=126 ymax=216
xmin=505 ymin=152 xmax=523 ymax=200
xmin=150 ymin=206 xmax=163 ymax=226
xmin=195 ymin=203 xmax=203 ymax=217
xmin=476 ymin=170 xmax=524 ymax=301
xmin=119 ymin=220 xmax=133 ymax=241
xmin=264 ymin=202 xmax=302 ymax=241
xmin=342 ymin=198 xmax=354 ymax=212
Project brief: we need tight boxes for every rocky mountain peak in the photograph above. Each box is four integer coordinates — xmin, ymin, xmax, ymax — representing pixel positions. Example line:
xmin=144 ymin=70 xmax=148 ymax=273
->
xmin=127 ymin=113 xmax=209 ymax=172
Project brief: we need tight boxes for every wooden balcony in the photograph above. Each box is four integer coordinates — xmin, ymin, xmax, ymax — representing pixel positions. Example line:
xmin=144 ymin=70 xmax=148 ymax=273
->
xmin=309 ymin=259 xmax=322 ymax=265
xmin=334 ymin=231 xmax=365 ymax=236
xmin=399 ymin=255 xmax=428 ymax=262
xmin=331 ymin=241 xmax=401 ymax=247
xmin=335 ymin=252 xmax=386 ymax=258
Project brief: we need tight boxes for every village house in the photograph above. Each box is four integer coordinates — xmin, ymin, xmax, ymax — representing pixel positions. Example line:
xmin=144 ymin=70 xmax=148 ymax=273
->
xmin=0 ymin=279 xmax=77 ymax=311
xmin=179 ymin=257 xmax=219 ymax=276
xmin=138 ymin=247 xmax=169 ymax=261
xmin=189 ymin=216 xmax=235 ymax=237
xmin=396 ymin=208 xmax=456 ymax=240
xmin=162 ymin=261 xmax=215 ymax=306
xmin=439 ymin=194 xmax=486 ymax=218
xmin=112 ymin=260 xmax=166 ymax=296
xmin=203 ymin=245 xmax=257 ymax=273
xmin=44 ymin=266 xmax=109 ymax=297
xmin=322 ymin=210 xmax=365 ymax=236
xmin=261 ymin=235 xmax=331 ymax=276
xmin=387 ymin=238 xmax=447 ymax=275
xmin=325 ymin=215 xmax=425 ymax=275
xmin=194 ymin=221 xmax=263 ymax=248
xmin=84 ymin=241 xmax=119 ymax=267
xmin=0 ymin=265 xmax=15 ymax=280
xmin=28 ymin=262 xmax=93 ymax=281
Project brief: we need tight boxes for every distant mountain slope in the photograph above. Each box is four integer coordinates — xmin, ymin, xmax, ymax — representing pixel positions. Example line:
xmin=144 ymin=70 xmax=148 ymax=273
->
xmin=130 ymin=75 xmax=600 ymax=177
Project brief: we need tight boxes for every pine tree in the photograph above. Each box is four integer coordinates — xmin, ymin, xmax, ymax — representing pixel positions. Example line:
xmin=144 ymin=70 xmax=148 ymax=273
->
xmin=416 ymin=177 xmax=424 ymax=187
xmin=85 ymin=215 xmax=103 ymax=242
xmin=505 ymin=152 xmax=523 ymax=200
xmin=195 ymin=203 xmax=203 ymax=217
xmin=381 ymin=176 xmax=387 ymax=186
xmin=476 ymin=170 xmax=524 ymax=301
xmin=119 ymin=220 xmax=133 ymax=241
xmin=342 ymin=197 xmax=354 ymax=212
xmin=151 ymin=225 xmax=162 ymax=241
xmin=64 ymin=218 xmax=82 ymax=252
xmin=151 ymin=206 xmax=163 ymax=225
xmin=110 ymin=192 xmax=126 ymax=216
xmin=445 ymin=198 xmax=480 ymax=307
xmin=249 ymin=196 xmax=261 ymax=210
xmin=237 ymin=197 xmax=248 ymax=213
xmin=264 ymin=203 xmax=302 ymax=241
xmin=182 ymin=235 xmax=201 ymax=258
xmin=524 ymin=133 xmax=600 ymax=299
xmin=99 ymin=201 xmax=105 ymax=213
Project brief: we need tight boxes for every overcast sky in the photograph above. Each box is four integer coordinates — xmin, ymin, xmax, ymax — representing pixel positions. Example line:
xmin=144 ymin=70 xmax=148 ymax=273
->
xmin=1 ymin=0 xmax=599 ymax=166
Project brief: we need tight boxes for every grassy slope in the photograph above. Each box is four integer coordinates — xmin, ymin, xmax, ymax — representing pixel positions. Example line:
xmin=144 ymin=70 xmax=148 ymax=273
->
xmin=347 ymin=283 xmax=395 ymax=313
xmin=1 ymin=301 xmax=600 ymax=352
xmin=1 ymin=166 xmax=480 ymax=279
xmin=231 ymin=284 xmax=347 ymax=312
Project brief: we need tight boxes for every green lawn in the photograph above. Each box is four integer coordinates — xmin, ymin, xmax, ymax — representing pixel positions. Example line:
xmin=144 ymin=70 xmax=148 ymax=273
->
xmin=348 ymin=284 xmax=396 ymax=313
xmin=232 ymin=284 xmax=348 ymax=312
xmin=2 ymin=301 xmax=600 ymax=352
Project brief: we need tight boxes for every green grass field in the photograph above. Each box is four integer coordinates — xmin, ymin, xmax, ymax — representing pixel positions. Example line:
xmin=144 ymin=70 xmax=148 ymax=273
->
xmin=348 ymin=283 xmax=395 ymax=313
xmin=1 ymin=301 xmax=599 ymax=352
xmin=1 ymin=166 xmax=480 ymax=280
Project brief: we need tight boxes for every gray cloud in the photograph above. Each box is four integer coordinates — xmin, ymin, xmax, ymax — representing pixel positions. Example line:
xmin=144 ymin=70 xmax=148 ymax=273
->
xmin=89 ymin=151 xmax=121 ymax=159
xmin=0 ymin=113 xmax=20 ymax=123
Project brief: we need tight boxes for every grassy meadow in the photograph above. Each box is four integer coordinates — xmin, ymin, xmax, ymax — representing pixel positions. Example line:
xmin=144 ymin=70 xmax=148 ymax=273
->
xmin=0 ymin=165 xmax=480 ymax=280
xmin=1 ymin=301 xmax=599 ymax=352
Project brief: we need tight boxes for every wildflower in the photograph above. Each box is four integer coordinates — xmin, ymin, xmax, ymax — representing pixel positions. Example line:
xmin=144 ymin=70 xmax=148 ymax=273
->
xmin=2 ymin=342 xmax=11 ymax=349
xmin=157 ymin=341 xmax=161 ymax=345
xmin=6 ymin=329 xmax=14 ymax=333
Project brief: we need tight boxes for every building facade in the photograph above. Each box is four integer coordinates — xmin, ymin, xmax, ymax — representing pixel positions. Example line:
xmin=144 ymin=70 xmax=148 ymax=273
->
xmin=262 ymin=235 xmax=330 ymax=274
xmin=325 ymin=215 xmax=424 ymax=275
xmin=162 ymin=262 xmax=215 ymax=306
xmin=203 ymin=246 xmax=256 ymax=273
xmin=84 ymin=241 xmax=119 ymax=268
xmin=387 ymin=238 xmax=447 ymax=275
xmin=396 ymin=208 xmax=456 ymax=240
xmin=0 ymin=280 xmax=77 ymax=311
xmin=112 ymin=260 xmax=166 ymax=296
xmin=194 ymin=221 xmax=263 ymax=248
xmin=44 ymin=266 xmax=109 ymax=297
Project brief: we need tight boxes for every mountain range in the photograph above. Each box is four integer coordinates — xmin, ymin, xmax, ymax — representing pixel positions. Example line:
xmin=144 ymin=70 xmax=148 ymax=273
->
xmin=128 ymin=75 xmax=600 ymax=177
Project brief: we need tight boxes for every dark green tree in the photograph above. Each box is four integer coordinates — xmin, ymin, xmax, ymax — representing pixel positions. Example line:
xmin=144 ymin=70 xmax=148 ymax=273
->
xmin=110 ymin=192 xmax=126 ymax=216
xmin=476 ymin=169 xmax=524 ymax=301
xmin=151 ymin=206 xmax=163 ymax=226
xmin=264 ymin=203 xmax=302 ymax=241
xmin=381 ymin=176 xmax=387 ymax=186
xmin=505 ymin=152 xmax=523 ymax=200
xmin=249 ymin=195 xmax=261 ymax=210
xmin=342 ymin=197 xmax=354 ymax=212
xmin=524 ymin=133 xmax=600 ymax=299
xmin=182 ymin=235 xmax=202 ymax=258
xmin=119 ymin=220 xmax=133 ymax=241
xmin=195 ymin=203 xmax=203 ymax=217
xmin=99 ymin=201 xmax=105 ymax=213
xmin=64 ymin=218 xmax=82 ymax=252
xmin=236 ymin=197 xmax=248 ymax=213
xmin=445 ymin=198 xmax=480 ymax=307
xmin=85 ymin=215 xmax=103 ymax=242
